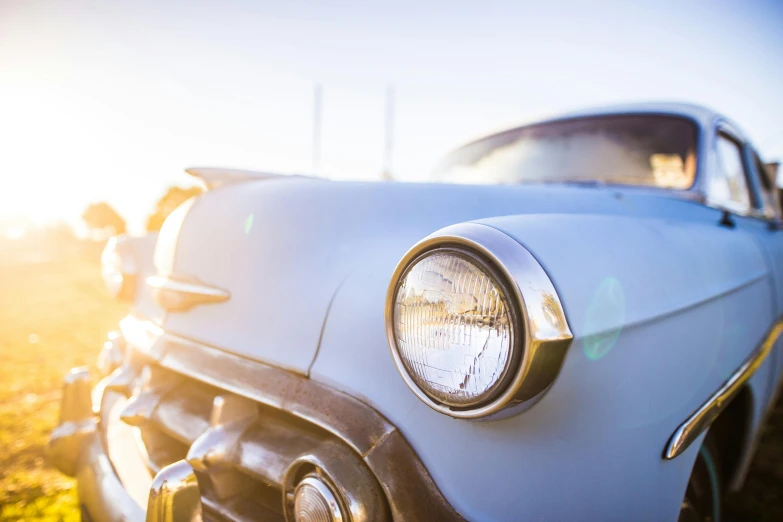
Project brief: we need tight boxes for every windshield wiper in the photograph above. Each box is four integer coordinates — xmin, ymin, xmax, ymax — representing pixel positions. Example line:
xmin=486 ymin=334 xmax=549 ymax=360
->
xmin=556 ymin=179 xmax=606 ymax=187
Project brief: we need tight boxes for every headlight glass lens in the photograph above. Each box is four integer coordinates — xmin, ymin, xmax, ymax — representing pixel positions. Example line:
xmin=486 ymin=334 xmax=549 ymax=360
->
xmin=392 ymin=249 xmax=516 ymax=408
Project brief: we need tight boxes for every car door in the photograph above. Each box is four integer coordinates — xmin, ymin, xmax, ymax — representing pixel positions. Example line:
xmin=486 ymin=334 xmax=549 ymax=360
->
xmin=708 ymin=124 xmax=783 ymax=403
xmin=744 ymin=144 xmax=783 ymax=383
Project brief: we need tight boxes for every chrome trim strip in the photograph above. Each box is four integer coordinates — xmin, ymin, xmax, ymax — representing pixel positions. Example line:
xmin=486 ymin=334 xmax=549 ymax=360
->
xmin=146 ymin=275 xmax=229 ymax=311
xmin=120 ymin=314 xmax=396 ymax=454
xmin=146 ymin=275 xmax=229 ymax=298
xmin=185 ymin=166 xmax=309 ymax=190
xmin=384 ymin=222 xmax=574 ymax=419
xmin=664 ymin=317 xmax=783 ymax=460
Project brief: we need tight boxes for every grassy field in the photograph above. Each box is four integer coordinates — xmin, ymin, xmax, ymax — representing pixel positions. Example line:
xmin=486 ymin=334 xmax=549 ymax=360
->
xmin=0 ymin=250 xmax=780 ymax=520
xmin=0 ymin=254 xmax=128 ymax=521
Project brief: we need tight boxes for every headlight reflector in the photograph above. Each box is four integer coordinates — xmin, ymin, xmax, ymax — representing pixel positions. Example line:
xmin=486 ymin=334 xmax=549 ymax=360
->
xmin=391 ymin=248 xmax=518 ymax=408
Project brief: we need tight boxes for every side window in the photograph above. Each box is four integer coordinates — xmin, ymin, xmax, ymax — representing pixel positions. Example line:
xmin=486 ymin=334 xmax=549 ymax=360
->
xmin=750 ymin=150 xmax=779 ymax=218
xmin=708 ymin=133 xmax=752 ymax=212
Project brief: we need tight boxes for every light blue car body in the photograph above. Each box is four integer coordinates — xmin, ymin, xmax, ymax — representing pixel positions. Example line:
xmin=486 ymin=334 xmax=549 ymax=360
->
xmin=132 ymin=103 xmax=783 ymax=520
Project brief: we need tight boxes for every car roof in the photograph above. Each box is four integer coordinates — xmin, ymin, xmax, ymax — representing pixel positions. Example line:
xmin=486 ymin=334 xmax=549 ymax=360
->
xmin=536 ymin=102 xmax=755 ymax=147
xmin=544 ymin=102 xmax=720 ymax=129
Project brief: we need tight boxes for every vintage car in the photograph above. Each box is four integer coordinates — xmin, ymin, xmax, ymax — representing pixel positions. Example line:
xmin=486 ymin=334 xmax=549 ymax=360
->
xmin=50 ymin=103 xmax=783 ymax=522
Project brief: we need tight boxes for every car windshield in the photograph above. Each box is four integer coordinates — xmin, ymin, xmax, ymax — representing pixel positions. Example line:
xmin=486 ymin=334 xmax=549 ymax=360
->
xmin=432 ymin=115 xmax=698 ymax=190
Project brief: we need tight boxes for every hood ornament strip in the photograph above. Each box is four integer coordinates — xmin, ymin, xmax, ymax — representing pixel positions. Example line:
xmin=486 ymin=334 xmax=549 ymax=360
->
xmin=147 ymin=275 xmax=230 ymax=312
xmin=185 ymin=166 xmax=310 ymax=190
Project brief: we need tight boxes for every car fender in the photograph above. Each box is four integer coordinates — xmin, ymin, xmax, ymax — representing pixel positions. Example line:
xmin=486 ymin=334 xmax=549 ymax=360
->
xmin=311 ymin=212 xmax=774 ymax=521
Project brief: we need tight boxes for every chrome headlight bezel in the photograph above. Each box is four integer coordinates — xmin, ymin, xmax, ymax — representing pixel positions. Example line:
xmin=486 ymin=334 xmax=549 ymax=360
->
xmin=385 ymin=223 xmax=574 ymax=420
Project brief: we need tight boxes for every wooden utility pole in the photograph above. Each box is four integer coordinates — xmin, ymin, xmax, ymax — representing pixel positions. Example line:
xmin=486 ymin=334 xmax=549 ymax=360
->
xmin=312 ymin=83 xmax=322 ymax=175
xmin=382 ymin=85 xmax=395 ymax=180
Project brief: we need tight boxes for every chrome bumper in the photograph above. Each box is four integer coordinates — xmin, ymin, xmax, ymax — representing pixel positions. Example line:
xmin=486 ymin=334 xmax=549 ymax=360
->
xmin=48 ymin=367 xmax=203 ymax=522
xmin=49 ymin=317 xmax=464 ymax=521
xmin=74 ymin=431 xmax=146 ymax=521
xmin=48 ymin=368 xmax=97 ymax=477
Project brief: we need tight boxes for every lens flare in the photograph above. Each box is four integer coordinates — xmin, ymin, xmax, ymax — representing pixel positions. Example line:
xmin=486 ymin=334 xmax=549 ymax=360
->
xmin=583 ymin=276 xmax=626 ymax=361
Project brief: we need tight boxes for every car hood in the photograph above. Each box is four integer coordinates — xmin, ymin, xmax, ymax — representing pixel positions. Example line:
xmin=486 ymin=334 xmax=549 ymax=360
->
xmin=159 ymin=176 xmax=698 ymax=373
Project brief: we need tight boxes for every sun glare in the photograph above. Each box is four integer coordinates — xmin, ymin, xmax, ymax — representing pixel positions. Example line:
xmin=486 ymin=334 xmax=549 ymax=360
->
xmin=3 ymin=225 xmax=27 ymax=240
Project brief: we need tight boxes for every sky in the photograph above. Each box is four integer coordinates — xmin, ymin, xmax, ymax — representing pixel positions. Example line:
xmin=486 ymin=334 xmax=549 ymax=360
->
xmin=1 ymin=0 xmax=783 ymax=234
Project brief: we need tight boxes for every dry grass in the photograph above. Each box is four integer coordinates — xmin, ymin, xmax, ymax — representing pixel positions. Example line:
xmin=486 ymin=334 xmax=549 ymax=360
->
xmin=0 ymin=248 xmax=780 ymax=520
xmin=0 ymin=255 xmax=127 ymax=521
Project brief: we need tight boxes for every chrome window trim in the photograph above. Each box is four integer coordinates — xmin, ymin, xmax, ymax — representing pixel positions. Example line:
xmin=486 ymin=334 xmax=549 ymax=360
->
xmin=704 ymin=128 xmax=755 ymax=218
xmin=384 ymin=222 xmax=574 ymax=420
xmin=664 ymin=315 xmax=783 ymax=460
xmin=743 ymin=146 xmax=780 ymax=221
xmin=700 ymin=121 xmax=779 ymax=222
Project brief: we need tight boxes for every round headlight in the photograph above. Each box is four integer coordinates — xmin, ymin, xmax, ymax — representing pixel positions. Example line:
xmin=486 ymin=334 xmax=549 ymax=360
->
xmin=391 ymin=248 xmax=520 ymax=409
xmin=101 ymin=236 xmax=137 ymax=301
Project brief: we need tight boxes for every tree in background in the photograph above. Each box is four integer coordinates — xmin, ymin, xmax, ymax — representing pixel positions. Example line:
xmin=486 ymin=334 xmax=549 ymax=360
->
xmin=146 ymin=185 xmax=203 ymax=231
xmin=82 ymin=202 xmax=126 ymax=237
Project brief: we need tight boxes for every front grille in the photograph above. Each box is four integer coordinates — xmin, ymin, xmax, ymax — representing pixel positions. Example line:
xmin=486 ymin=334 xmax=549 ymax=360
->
xmin=115 ymin=360 xmax=339 ymax=521
xmin=138 ymin=376 xmax=214 ymax=473
xmin=107 ymin=316 xmax=466 ymax=522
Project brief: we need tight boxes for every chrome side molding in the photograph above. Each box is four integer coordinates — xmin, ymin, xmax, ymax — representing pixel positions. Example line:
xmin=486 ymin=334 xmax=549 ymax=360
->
xmin=146 ymin=275 xmax=229 ymax=312
xmin=664 ymin=317 xmax=783 ymax=460
xmin=146 ymin=460 xmax=203 ymax=522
